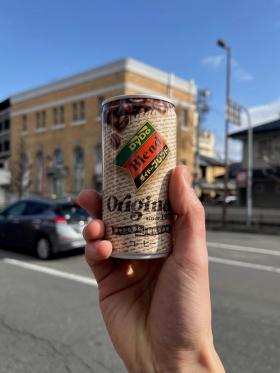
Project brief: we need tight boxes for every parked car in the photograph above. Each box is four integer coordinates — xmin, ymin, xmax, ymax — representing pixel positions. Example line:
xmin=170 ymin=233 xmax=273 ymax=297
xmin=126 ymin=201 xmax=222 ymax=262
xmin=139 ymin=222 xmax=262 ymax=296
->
xmin=214 ymin=195 xmax=237 ymax=205
xmin=0 ymin=198 xmax=91 ymax=259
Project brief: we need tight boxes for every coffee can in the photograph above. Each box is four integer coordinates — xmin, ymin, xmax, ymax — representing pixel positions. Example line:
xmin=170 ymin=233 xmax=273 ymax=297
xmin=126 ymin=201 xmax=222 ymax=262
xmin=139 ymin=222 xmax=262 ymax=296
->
xmin=102 ymin=94 xmax=176 ymax=259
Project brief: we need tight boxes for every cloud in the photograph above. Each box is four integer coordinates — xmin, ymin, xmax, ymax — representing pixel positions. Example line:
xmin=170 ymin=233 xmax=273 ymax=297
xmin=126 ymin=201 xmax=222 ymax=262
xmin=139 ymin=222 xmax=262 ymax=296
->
xmin=201 ymin=54 xmax=224 ymax=69
xmin=216 ymin=97 xmax=280 ymax=161
xmin=232 ymin=59 xmax=254 ymax=81
xmin=229 ymin=97 xmax=280 ymax=137
xmin=201 ymin=55 xmax=254 ymax=82
xmin=234 ymin=69 xmax=254 ymax=81
xmin=249 ymin=97 xmax=280 ymax=125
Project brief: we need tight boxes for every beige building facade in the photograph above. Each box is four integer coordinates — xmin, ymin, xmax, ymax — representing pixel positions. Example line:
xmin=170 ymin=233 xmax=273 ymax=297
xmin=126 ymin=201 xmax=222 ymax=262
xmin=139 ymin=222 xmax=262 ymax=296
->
xmin=10 ymin=58 xmax=197 ymax=197
xmin=199 ymin=130 xmax=216 ymax=158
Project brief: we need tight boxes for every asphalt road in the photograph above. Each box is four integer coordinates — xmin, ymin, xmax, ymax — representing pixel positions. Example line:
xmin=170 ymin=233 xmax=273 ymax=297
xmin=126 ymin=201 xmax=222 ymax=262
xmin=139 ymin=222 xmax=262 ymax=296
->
xmin=0 ymin=231 xmax=280 ymax=373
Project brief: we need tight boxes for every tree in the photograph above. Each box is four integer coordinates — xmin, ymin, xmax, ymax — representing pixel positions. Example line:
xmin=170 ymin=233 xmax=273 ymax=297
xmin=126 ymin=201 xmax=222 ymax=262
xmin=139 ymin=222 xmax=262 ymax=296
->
xmin=10 ymin=138 xmax=32 ymax=197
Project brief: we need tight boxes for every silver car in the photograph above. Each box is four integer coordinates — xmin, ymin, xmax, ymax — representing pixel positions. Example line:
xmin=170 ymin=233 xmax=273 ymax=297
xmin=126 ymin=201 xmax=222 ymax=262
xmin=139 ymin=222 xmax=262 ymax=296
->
xmin=0 ymin=198 xmax=91 ymax=259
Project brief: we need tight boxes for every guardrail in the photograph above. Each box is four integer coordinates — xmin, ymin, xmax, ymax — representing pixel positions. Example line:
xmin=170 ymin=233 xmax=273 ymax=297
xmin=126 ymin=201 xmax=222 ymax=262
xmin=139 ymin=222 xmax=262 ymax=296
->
xmin=205 ymin=206 xmax=280 ymax=229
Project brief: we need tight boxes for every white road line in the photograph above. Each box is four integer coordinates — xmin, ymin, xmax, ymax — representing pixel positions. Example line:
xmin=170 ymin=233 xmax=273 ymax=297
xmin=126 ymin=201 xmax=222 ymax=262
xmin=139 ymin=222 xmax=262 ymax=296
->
xmin=207 ymin=242 xmax=280 ymax=256
xmin=209 ymin=256 xmax=280 ymax=274
xmin=3 ymin=254 xmax=280 ymax=286
xmin=3 ymin=258 xmax=98 ymax=287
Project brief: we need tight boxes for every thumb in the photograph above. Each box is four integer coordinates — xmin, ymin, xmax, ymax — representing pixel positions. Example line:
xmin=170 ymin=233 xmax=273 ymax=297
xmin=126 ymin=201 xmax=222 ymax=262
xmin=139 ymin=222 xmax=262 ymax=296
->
xmin=169 ymin=166 xmax=207 ymax=267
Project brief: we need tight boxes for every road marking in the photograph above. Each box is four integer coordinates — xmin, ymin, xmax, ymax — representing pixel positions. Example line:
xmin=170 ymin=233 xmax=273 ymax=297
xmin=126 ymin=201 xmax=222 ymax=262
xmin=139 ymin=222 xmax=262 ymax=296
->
xmin=3 ymin=253 xmax=280 ymax=286
xmin=207 ymin=242 xmax=280 ymax=256
xmin=209 ymin=256 xmax=280 ymax=274
xmin=3 ymin=258 xmax=98 ymax=287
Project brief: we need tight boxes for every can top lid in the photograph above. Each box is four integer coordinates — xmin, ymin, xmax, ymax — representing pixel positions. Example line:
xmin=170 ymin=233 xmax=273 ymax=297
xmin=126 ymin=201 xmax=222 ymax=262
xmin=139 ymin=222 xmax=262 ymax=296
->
xmin=102 ymin=94 xmax=175 ymax=106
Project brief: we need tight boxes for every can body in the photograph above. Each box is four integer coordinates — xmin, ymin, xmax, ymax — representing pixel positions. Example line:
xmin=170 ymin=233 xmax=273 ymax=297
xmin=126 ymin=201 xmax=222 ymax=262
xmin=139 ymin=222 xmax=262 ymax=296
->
xmin=102 ymin=94 xmax=176 ymax=259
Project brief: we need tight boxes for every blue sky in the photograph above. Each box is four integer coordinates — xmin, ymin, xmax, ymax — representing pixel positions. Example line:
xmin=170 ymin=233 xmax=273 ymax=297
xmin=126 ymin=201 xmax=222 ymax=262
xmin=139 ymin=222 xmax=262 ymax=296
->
xmin=1 ymin=0 xmax=280 ymax=159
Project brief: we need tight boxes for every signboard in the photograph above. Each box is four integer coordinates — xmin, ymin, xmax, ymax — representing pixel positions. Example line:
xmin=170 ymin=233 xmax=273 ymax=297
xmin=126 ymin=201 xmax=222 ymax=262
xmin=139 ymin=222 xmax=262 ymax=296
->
xmin=236 ymin=170 xmax=247 ymax=188
xmin=227 ymin=99 xmax=242 ymax=126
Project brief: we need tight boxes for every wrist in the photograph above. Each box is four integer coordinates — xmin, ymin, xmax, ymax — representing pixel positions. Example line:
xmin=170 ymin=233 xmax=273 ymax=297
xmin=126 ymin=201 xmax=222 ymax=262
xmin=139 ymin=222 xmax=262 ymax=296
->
xmin=151 ymin=345 xmax=224 ymax=373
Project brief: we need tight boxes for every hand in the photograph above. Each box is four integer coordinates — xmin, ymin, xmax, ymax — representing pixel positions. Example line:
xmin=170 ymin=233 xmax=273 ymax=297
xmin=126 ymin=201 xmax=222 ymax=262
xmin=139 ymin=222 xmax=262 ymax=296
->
xmin=78 ymin=166 xmax=224 ymax=373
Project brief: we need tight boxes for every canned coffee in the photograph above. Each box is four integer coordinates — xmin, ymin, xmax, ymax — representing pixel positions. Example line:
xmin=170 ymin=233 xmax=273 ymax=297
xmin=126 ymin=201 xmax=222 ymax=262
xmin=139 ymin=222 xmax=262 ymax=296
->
xmin=102 ymin=94 xmax=176 ymax=259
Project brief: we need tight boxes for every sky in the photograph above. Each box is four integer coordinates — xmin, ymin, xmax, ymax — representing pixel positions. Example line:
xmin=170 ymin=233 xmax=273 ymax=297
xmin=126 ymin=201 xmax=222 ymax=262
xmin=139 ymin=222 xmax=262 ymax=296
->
xmin=1 ymin=0 xmax=280 ymax=160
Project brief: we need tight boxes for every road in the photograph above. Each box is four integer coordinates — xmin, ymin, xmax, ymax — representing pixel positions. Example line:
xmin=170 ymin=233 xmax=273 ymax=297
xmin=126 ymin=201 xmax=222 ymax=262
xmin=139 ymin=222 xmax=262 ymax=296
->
xmin=0 ymin=231 xmax=280 ymax=373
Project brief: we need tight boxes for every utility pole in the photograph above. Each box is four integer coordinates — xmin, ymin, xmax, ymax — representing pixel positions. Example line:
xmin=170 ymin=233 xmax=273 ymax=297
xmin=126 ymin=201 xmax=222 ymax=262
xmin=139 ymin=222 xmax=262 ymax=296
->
xmin=217 ymin=39 xmax=231 ymax=225
xmin=244 ymin=108 xmax=253 ymax=226
xmin=194 ymin=89 xmax=210 ymax=194
xmin=227 ymin=99 xmax=253 ymax=226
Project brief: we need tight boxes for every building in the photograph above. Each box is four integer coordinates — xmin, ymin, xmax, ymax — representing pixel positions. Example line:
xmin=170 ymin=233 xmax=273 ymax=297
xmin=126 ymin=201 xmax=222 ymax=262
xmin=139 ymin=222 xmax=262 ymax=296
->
xmin=230 ymin=119 xmax=280 ymax=208
xmin=193 ymin=130 xmax=226 ymax=202
xmin=9 ymin=58 xmax=197 ymax=198
xmin=196 ymin=155 xmax=226 ymax=202
xmin=199 ymin=130 xmax=216 ymax=158
xmin=0 ymin=99 xmax=11 ymax=205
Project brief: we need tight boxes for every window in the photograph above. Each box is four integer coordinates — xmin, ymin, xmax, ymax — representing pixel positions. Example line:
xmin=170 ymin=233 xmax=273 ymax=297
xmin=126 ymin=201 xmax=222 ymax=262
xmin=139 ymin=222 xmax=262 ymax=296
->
xmin=4 ymin=141 xmax=10 ymax=152
xmin=53 ymin=108 xmax=58 ymax=125
xmin=4 ymin=120 xmax=10 ymax=131
xmin=51 ymin=148 xmax=66 ymax=197
xmin=36 ymin=112 xmax=40 ymax=128
xmin=180 ymin=110 xmax=188 ymax=129
xmin=53 ymin=106 xmax=64 ymax=126
xmin=59 ymin=106 xmax=64 ymax=124
xmin=3 ymin=202 xmax=27 ymax=218
xmin=201 ymin=167 xmax=206 ymax=178
xmin=53 ymin=203 xmax=89 ymax=219
xmin=24 ymin=201 xmax=49 ymax=215
xmin=42 ymin=111 xmax=46 ymax=127
xmin=54 ymin=148 xmax=64 ymax=167
xmin=80 ymin=101 xmax=85 ymax=120
xmin=22 ymin=115 xmax=28 ymax=133
xmin=36 ymin=111 xmax=47 ymax=130
xmin=72 ymin=103 xmax=78 ymax=122
xmin=72 ymin=101 xmax=86 ymax=123
xmin=73 ymin=146 xmax=85 ymax=193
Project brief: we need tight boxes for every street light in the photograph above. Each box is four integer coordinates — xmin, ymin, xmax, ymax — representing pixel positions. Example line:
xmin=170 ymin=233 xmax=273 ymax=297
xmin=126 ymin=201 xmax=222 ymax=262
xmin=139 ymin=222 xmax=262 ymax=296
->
xmin=217 ymin=39 xmax=231 ymax=225
xmin=217 ymin=39 xmax=227 ymax=49
xmin=194 ymin=89 xmax=210 ymax=194
xmin=227 ymin=99 xmax=253 ymax=226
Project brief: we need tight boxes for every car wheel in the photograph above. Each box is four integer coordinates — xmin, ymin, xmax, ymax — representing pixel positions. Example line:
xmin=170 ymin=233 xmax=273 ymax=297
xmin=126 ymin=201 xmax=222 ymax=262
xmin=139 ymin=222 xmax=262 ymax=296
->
xmin=36 ymin=238 xmax=52 ymax=260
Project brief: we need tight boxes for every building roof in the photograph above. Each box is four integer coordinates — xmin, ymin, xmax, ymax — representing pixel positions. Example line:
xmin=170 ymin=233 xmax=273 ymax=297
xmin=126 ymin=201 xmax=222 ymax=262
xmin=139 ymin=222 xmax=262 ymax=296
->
xmin=0 ymin=99 xmax=10 ymax=111
xmin=199 ymin=155 xmax=224 ymax=167
xmin=10 ymin=58 xmax=197 ymax=104
xmin=229 ymin=118 xmax=280 ymax=139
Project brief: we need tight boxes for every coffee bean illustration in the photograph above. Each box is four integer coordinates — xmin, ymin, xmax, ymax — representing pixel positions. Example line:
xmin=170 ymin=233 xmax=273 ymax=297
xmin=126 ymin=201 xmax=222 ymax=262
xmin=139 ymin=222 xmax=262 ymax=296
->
xmin=154 ymin=100 xmax=167 ymax=114
xmin=116 ymin=115 xmax=129 ymax=131
xmin=121 ymin=102 xmax=133 ymax=114
xmin=110 ymin=133 xmax=121 ymax=149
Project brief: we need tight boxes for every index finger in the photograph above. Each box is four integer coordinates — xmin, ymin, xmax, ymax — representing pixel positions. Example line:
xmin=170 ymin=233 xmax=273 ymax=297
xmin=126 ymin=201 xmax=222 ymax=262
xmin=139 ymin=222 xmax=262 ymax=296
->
xmin=78 ymin=189 xmax=102 ymax=218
